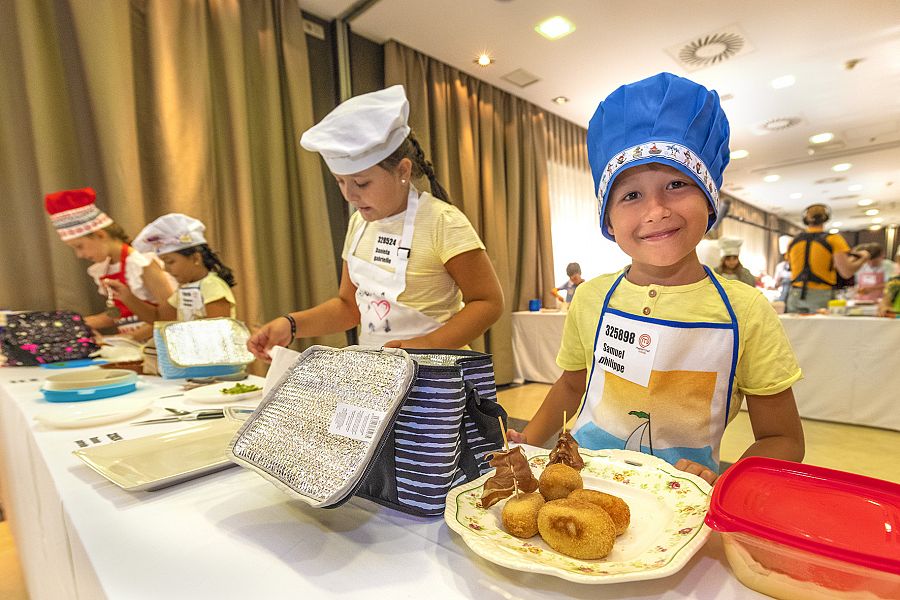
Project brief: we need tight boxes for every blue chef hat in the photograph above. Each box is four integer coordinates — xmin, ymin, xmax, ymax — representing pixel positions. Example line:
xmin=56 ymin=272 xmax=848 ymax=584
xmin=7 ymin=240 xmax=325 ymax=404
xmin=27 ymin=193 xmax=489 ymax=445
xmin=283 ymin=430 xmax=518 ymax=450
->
xmin=587 ymin=72 xmax=731 ymax=241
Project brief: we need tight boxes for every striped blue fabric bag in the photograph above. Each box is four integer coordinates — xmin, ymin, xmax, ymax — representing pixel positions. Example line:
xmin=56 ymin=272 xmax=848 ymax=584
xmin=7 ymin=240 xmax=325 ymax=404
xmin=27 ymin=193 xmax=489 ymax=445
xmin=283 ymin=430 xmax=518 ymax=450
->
xmin=227 ymin=346 xmax=507 ymax=517
xmin=355 ymin=349 xmax=507 ymax=515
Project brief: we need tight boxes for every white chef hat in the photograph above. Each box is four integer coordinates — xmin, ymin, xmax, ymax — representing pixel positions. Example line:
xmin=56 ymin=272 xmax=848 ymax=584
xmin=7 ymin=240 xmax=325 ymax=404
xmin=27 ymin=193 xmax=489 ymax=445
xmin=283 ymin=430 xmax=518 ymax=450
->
xmin=778 ymin=234 xmax=793 ymax=255
xmin=718 ymin=237 xmax=743 ymax=257
xmin=299 ymin=85 xmax=411 ymax=175
xmin=133 ymin=213 xmax=207 ymax=255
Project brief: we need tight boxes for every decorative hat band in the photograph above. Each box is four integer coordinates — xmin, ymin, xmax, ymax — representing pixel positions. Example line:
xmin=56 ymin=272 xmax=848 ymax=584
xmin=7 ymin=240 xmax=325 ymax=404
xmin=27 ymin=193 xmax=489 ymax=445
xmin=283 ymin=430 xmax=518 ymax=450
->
xmin=49 ymin=204 xmax=113 ymax=241
xmin=596 ymin=141 xmax=720 ymax=209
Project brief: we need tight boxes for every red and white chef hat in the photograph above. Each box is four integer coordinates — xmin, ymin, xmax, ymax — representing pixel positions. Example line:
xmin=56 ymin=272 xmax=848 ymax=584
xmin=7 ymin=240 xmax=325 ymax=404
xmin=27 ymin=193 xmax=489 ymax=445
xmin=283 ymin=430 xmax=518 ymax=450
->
xmin=44 ymin=187 xmax=114 ymax=241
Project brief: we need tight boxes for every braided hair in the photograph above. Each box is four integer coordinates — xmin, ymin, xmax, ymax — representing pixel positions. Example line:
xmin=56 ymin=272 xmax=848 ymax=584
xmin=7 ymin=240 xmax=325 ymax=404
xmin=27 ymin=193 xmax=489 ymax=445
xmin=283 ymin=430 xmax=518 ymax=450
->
xmin=378 ymin=131 xmax=451 ymax=202
xmin=176 ymin=244 xmax=237 ymax=288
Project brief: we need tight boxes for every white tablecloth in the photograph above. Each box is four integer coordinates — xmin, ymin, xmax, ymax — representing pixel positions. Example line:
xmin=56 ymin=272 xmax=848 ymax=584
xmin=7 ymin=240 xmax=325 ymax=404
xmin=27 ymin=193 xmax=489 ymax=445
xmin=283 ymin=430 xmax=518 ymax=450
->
xmin=510 ymin=311 xmax=900 ymax=431
xmin=511 ymin=311 xmax=566 ymax=384
xmin=0 ymin=367 xmax=764 ymax=599
xmin=778 ymin=315 xmax=900 ymax=431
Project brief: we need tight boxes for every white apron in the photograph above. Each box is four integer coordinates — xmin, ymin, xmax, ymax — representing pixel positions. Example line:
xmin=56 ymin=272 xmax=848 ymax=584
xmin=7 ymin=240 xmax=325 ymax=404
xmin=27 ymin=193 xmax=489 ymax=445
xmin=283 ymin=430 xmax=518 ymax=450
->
xmin=347 ymin=187 xmax=442 ymax=346
xmin=572 ymin=267 xmax=739 ymax=472
xmin=176 ymin=284 xmax=206 ymax=321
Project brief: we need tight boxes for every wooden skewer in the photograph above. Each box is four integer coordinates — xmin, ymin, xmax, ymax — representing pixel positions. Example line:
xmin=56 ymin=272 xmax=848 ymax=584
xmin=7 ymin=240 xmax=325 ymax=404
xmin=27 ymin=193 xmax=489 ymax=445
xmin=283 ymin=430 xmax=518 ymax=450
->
xmin=499 ymin=415 xmax=509 ymax=450
xmin=563 ymin=410 xmax=567 ymax=435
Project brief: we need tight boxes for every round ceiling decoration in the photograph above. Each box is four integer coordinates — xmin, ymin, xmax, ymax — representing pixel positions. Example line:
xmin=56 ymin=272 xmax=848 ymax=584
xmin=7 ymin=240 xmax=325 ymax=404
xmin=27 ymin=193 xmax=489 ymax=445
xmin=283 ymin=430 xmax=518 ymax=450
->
xmin=678 ymin=32 xmax=745 ymax=67
xmin=759 ymin=117 xmax=802 ymax=131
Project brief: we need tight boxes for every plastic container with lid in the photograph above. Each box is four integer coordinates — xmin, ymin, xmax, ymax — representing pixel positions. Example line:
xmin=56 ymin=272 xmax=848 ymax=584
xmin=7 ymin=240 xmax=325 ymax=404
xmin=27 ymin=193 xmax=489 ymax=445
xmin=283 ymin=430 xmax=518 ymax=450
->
xmin=705 ymin=457 xmax=900 ymax=600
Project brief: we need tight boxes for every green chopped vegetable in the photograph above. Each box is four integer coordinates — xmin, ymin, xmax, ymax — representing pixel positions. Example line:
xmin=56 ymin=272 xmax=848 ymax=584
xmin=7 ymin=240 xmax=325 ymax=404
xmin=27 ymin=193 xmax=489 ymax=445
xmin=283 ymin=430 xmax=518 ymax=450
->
xmin=221 ymin=382 xmax=262 ymax=395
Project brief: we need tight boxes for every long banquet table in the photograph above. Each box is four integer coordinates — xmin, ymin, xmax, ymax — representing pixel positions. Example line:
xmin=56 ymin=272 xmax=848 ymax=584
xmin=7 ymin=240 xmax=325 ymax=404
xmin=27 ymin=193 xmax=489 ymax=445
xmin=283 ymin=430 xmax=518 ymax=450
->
xmin=0 ymin=366 xmax=765 ymax=599
xmin=511 ymin=310 xmax=900 ymax=431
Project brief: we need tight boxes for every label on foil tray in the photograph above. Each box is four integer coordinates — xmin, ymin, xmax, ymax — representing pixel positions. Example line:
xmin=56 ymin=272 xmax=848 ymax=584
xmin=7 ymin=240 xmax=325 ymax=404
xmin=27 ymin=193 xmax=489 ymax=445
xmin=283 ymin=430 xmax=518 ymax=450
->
xmin=328 ymin=403 xmax=386 ymax=443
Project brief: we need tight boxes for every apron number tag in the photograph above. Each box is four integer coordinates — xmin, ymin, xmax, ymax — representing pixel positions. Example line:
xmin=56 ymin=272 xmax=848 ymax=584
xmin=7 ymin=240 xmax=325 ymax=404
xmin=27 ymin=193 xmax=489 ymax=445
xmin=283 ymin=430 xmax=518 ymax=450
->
xmin=373 ymin=233 xmax=401 ymax=267
xmin=595 ymin=312 xmax=658 ymax=387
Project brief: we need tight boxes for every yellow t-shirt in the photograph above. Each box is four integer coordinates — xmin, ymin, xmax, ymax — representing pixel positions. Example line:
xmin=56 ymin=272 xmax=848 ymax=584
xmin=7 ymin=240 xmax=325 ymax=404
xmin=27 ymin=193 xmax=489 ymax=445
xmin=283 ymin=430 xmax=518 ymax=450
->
xmin=557 ymin=270 xmax=802 ymax=415
xmin=167 ymin=272 xmax=236 ymax=320
xmin=341 ymin=191 xmax=485 ymax=324
xmin=788 ymin=229 xmax=850 ymax=290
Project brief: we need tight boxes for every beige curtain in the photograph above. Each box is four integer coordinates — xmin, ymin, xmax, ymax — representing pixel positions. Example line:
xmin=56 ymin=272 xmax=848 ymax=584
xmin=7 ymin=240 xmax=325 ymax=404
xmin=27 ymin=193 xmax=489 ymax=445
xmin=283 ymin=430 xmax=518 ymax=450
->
xmin=385 ymin=41 xmax=556 ymax=384
xmin=0 ymin=0 xmax=343 ymax=348
xmin=545 ymin=114 xmax=631 ymax=280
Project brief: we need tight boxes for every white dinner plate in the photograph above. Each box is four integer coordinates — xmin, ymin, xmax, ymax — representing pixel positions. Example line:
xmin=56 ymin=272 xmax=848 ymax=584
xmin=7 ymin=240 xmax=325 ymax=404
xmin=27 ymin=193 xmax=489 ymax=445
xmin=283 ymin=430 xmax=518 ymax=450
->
xmin=444 ymin=448 xmax=712 ymax=584
xmin=34 ymin=395 xmax=153 ymax=429
xmin=183 ymin=375 xmax=266 ymax=404
xmin=73 ymin=417 xmax=242 ymax=491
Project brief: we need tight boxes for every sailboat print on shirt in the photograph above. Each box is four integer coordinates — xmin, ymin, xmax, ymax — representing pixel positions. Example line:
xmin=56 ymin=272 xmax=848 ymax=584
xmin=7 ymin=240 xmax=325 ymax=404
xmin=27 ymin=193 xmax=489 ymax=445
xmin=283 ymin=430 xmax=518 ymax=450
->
xmin=624 ymin=410 xmax=654 ymax=455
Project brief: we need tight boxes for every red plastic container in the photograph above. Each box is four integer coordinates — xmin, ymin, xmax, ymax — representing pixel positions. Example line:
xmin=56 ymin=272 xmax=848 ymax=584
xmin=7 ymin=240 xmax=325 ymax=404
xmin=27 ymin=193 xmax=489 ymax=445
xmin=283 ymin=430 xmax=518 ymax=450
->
xmin=705 ymin=457 xmax=900 ymax=599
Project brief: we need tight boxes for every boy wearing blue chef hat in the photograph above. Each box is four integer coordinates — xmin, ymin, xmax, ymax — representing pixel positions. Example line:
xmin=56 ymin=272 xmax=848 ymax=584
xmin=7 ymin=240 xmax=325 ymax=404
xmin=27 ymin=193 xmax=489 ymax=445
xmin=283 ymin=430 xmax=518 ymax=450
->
xmin=509 ymin=73 xmax=804 ymax=484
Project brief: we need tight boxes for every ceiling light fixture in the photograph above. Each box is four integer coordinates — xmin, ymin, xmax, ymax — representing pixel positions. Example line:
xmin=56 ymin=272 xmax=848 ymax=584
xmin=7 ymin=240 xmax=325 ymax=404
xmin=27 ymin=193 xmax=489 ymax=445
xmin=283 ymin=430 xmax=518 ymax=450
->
xmin=474 ymin=53 xmax=494 ymax=67
xmin=869 ymin=225 xmax=882 ymax=231
xmin=730 ymin=149 xmax=749 ymax=159
xmin=832 ymin=163 xmax=852 ymax=172
xmin=789 ymin=192 xmax=803 ymax=199
xmin=858 ymin=198 xmax=874 ymax=206
xmin=832 ymin=221 xmax=843 ymax=227
xmin=763 ymin=174 xmax=780 ymax=183
xmin=865 ymin=209 xmax=880 ymax=216
xmin=829 ymin=228 xmax=840 ymax=234
xmin=872 ymin=217 xmax=885 ymax=224
xmin=808 ymin=132 xmax=834 ymax=144
xmin=535 ymin=16 xmax=575 ymax=40
xmin=551 ymin=96 xmax=569 ymax=104
xmin=770 ymin=75 xmax=796 ymax=89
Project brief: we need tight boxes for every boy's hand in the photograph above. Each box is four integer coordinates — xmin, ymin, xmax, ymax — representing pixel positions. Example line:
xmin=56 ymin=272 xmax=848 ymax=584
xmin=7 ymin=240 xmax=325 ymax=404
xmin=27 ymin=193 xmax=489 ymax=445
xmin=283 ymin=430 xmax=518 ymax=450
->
xmin=506 ymin=429 xmax=528 ymax=444
xmin=674 ymin=458 xmax=717 ymax=485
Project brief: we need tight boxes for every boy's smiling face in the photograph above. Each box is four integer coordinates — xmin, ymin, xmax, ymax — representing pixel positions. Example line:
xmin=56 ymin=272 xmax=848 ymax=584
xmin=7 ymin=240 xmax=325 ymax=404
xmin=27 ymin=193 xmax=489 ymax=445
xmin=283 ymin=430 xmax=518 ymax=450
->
xmin=607 ymin=163 xmax=713 ymax=275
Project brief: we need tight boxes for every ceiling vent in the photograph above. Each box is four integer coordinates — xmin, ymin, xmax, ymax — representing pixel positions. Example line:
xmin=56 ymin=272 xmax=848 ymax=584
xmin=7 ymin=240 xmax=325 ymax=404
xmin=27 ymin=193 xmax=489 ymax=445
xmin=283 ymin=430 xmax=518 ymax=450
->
xmin=755 ymin=117 xmax=802 ymax=133
xmin=814 ymin=176 xmax=846 ymax=185
xmin=501 ymin=68 xmax=541 ymax=88
xmin=667 ymin=25 xmax=754 ymax=72
xmin=830 ymin=194 xmax=859 ymax=201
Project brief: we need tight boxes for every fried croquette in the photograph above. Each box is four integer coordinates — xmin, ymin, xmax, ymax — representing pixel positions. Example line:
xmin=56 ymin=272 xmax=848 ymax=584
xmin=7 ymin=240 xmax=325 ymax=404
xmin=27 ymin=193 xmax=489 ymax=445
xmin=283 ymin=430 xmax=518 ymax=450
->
xmin=537 ymin=498 xmax=616 ymax=559
xmin=501 ymin=492 xmax=545 ymax=538
xmin=567 ymin=489 xmax=631 ymax=536
xmin=538 ymin=463 xmax=583 ymax=501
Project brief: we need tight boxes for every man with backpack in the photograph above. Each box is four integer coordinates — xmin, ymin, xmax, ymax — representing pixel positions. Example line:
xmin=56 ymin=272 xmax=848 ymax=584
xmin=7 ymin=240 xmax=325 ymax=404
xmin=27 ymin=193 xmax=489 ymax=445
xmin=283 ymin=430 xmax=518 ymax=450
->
xmin=786 ymin=204 xmax=870 ymax=313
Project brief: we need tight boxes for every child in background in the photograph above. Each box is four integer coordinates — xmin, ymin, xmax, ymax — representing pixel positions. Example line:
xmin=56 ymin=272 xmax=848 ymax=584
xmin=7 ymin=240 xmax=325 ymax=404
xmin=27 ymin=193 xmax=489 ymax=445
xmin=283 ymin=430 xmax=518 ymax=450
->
xmin=508 ymin=73 xmax=804 ymax=485
xmin=44 ymin=187 xmax=176 ymax=339
xmin=714 ymin=237 xmax=756 ymax=287
xmin=878 ymin=275 xmax=900 ymax=317
xmin=105 ymin=214 xmax=236 ymax=322
xmin=552 ymin=262 xmax=585 ymax=304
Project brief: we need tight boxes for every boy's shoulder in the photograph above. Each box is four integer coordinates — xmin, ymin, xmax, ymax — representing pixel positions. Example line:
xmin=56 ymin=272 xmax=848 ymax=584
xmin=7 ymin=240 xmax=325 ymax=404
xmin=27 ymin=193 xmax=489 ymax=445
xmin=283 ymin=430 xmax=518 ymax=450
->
xmin=578 ymin=271 xmax=623 ymax=295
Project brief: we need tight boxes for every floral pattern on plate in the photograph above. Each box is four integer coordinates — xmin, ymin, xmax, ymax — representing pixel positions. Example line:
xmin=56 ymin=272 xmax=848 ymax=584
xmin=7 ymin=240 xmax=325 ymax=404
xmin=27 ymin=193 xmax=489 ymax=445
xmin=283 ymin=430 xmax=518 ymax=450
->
xmin=444 ymin=447 xmax=712 ymax=584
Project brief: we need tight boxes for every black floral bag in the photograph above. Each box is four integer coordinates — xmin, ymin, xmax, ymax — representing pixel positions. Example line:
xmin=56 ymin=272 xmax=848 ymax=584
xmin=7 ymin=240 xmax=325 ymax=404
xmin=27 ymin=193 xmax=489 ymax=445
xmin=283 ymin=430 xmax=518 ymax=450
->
xmin=0 ymin=311 xmax=99 ymax=366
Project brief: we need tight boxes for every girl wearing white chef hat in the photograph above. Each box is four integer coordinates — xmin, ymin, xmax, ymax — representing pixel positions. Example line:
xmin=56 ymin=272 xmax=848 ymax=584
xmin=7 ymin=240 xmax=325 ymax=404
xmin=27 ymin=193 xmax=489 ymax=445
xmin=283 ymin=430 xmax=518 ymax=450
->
xmin=247 ymin=85 xmax=503 ymax=357
xmin=104 ymin=213 xmax=237 ymax=322
xmin=714 ymin=237 xmax=757 ymax=287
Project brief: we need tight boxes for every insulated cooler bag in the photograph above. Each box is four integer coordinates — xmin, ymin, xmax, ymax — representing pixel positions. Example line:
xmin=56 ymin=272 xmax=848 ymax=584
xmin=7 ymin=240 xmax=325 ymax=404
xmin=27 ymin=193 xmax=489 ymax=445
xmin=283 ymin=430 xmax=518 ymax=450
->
xmin=227 ymin=345 xmax=507 ymax=516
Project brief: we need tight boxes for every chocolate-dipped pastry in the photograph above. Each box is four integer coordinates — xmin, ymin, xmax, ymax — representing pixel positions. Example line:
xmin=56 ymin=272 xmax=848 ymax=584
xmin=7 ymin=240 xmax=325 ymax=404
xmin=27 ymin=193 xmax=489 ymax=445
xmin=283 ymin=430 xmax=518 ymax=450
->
xmin=548 ymin=431 xmax=585 ymax=471
xmin=480 ymin=446 xmax=539 ymax=508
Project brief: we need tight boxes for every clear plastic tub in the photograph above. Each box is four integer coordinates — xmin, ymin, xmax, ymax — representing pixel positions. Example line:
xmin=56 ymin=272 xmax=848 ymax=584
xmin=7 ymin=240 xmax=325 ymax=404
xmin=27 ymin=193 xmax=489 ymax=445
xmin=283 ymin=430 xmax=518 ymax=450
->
xmin=706 ymin=457 xmax=900 ymax=600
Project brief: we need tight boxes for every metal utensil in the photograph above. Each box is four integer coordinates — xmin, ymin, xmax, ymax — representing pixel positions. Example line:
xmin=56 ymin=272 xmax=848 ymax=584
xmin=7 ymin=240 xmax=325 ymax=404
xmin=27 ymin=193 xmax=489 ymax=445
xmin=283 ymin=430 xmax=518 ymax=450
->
xmin=186 ymin=373 xmax=249 ymax=384
xmin=131 ymin=409 xmax=224 ymax=425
